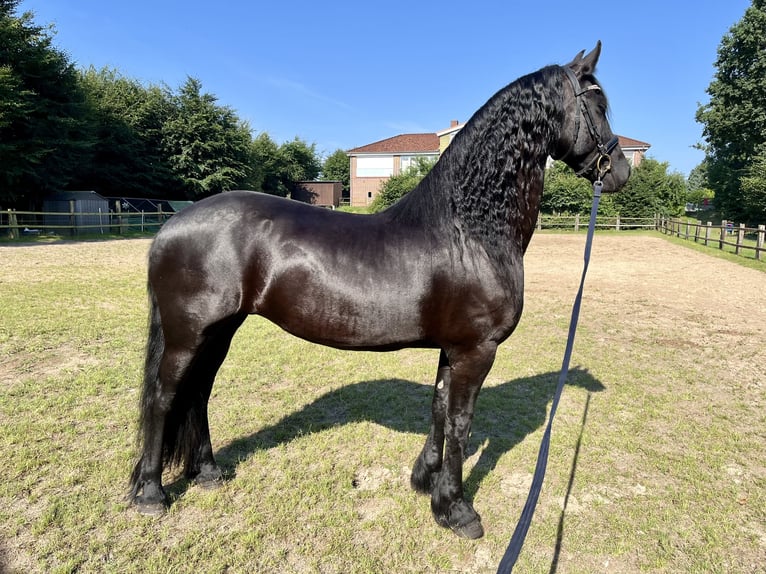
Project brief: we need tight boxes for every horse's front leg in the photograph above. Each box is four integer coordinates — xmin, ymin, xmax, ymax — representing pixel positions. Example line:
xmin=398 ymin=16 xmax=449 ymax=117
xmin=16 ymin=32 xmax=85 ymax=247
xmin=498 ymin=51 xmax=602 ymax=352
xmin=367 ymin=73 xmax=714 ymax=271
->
xmin=430 ymin=343 xmax=497 ymax=539
xmin=411 ymin=350 xmax=450 ymax=494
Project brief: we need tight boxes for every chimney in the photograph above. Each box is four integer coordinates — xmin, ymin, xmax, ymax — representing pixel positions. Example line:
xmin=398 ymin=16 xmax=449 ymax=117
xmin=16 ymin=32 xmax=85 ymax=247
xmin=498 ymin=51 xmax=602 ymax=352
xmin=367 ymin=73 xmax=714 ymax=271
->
xmin=450 ymin=120 xmax=459 ymax=128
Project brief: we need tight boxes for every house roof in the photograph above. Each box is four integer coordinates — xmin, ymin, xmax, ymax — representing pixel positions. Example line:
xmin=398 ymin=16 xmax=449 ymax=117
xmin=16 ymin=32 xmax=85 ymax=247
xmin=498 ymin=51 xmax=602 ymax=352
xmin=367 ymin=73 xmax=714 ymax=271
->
xmin=617 ymin=136 xmax=651 ymax=150
xmin=347 ymin=133 xmax=439 ymax=155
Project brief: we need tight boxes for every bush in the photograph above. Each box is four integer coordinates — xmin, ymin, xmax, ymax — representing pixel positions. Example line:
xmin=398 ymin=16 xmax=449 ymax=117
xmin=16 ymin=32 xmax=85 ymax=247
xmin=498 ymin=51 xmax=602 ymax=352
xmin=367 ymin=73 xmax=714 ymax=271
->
xmin=369 ymin=157 xmax=435 ymax=213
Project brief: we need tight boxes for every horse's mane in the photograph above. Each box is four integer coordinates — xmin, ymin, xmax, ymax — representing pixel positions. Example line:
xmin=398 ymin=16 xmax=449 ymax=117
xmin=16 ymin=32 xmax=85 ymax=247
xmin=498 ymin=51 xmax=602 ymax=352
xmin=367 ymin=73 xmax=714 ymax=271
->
xmin=384 ymin=65 xmax=566 ymax=274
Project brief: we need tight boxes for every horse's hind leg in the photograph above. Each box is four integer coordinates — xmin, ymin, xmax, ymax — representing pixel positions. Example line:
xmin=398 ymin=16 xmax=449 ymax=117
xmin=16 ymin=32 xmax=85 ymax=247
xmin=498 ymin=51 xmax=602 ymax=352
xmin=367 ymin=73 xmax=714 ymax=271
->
xmin=130 ymin=311 xmax=244 ymax=514
xmin=131 ymin=341 xmax=201 ymax=515
xmin=184 ymin=315 xmax=246 ymax=488
xmin=411 ymin=350 xmax=450 ymax=494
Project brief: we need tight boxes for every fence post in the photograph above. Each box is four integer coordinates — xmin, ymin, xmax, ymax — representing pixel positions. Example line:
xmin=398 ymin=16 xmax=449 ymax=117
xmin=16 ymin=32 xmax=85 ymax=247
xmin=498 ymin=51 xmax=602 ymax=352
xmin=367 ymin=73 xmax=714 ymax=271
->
xmin=69 ymin=199 xmax=77 ymax=236
xmin=704 ymin=221 xmax=712 ymax=246
xmin=574 ymin=213 xmax=580 ymax=232
xmin=694 ymin=220 xmax=701 ymax=243
xmin=736 ymin=223 xmax=745 ymax=255
xmin=684 ymin=220 xmax=690 ymax=240
xmin=616 ymin=216 xmax=621 ymax=231
xmin=115 ymin=201 xmax=124 ymax=235
xmin=8 ymin=209 xmax=19 ymax=239
xmin=720 ymin=220 xmax=727 ymax=249
xmin=537 ymin=213 xmax=542 ymax=231
xmin=757 ymin=225 xmax=764 ymax=261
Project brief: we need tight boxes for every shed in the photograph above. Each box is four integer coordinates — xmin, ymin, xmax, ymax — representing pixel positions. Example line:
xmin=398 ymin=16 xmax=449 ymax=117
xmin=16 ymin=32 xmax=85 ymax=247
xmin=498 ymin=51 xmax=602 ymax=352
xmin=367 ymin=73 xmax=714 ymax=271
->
xmin=43 ymin=191 xmax=110 ymax=234
xmin=291 ymin=181 xmax=342 ymax=208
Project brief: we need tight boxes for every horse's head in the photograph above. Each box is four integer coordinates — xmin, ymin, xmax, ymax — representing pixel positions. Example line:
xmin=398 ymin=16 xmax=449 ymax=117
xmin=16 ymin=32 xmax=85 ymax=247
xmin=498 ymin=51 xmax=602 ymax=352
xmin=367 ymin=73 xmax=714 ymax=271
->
xmin=554 ymin=41 xmax=631 ymax=193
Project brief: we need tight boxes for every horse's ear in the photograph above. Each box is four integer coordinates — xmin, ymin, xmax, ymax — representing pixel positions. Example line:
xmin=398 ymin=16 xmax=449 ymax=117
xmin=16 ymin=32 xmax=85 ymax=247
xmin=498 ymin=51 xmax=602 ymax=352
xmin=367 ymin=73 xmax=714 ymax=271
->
xmin=567 ymin=41 xmax=602 ymax=78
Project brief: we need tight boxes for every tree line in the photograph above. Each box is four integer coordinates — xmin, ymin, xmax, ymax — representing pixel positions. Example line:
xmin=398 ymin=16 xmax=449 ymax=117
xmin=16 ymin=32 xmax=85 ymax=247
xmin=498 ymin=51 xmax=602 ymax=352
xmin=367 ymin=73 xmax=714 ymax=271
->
xmin=696 ymin=0 xmax=766 ymax=224
xmin=0 ymin=0 xmax=349 ymax=209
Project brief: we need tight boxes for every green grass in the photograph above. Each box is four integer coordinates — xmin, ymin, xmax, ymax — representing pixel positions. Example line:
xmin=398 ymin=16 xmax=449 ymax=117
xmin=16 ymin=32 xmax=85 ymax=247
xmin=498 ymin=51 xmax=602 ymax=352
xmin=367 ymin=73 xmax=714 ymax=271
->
xmin=1 ymin=236 xmax=764 ymax=573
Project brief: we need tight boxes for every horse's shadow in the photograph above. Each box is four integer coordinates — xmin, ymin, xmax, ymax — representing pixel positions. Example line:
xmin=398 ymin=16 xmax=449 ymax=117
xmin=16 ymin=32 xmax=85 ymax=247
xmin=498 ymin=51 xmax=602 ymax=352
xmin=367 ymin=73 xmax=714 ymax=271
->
xmin=167 ymin=368 xmax=604 ymax=502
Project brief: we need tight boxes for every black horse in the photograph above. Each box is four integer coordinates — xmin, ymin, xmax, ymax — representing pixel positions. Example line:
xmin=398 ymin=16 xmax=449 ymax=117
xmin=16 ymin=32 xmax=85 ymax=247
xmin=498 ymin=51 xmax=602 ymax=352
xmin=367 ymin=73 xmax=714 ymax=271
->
xmin=129 ymin=43 xmax=630 ymax=539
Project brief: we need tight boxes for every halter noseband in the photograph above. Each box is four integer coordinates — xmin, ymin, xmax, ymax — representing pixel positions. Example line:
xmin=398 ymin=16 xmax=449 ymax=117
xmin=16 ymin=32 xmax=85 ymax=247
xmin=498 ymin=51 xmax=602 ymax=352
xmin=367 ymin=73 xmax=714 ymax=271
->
xmin=558 ymin=67 xmax=619 ymax=181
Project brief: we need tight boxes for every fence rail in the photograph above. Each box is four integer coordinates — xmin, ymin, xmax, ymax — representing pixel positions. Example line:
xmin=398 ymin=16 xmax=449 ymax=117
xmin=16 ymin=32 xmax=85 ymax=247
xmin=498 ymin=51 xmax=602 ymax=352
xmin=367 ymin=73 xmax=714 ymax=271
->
xmin=659 ymin=217 xmax=766 ymax=261
xmin=536 ymin=214 xmax=658 ymax=231
xmin=2 ymin=205 xmax=170 ymax=239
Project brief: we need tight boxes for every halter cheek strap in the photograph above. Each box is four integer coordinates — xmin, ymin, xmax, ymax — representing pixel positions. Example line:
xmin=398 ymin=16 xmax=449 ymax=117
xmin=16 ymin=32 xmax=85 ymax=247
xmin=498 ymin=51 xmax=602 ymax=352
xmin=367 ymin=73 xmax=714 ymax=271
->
xmin=557 ymin=67 xmax=618 ymax=182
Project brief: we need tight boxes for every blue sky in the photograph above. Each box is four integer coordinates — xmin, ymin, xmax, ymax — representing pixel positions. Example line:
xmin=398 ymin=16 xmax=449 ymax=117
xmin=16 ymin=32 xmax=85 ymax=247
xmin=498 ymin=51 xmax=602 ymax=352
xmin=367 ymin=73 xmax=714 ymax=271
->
xmin=20 ymin=0 xmax=752 ymax=176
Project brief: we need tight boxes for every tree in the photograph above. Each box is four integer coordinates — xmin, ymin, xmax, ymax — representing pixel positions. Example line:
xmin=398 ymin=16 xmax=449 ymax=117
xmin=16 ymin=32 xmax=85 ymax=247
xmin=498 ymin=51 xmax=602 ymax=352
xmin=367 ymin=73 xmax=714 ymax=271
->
xmin=321 ymin=148 xmax=350 ymax=195
xmin=0 ymin=0 xmax=94 ymax=207
xmin=251 ymin=132 xmax=284 ymax=195
xmin=542 ymin=161 xmax=595 ymax=214
xmin=541 ymin=161 xmax=618 ymax=216
xmin=686 ymin=161 xmax=715 ymax=207
xmin=73 ymin=67 xmax=180 ymax=198
xmin=279 ymin=137 xmax=321 ymax=190
xmin=162 ymin=77 xmax=254 ymax=199
xmin=696 ymin=0 xmax=766 ymax=222
xmin=739 ymin=144 xmax=766 ymax=222
xmin=369 ymin=157 xmax=435 ymax=213
xmin=613 ymin=158 xmax=686 ymax=218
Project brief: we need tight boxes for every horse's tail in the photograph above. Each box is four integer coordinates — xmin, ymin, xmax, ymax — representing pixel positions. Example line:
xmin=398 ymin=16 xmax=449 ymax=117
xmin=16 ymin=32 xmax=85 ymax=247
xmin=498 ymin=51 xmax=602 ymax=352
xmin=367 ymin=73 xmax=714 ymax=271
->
xmin=128 ymin=282 xmax=166 ymax=501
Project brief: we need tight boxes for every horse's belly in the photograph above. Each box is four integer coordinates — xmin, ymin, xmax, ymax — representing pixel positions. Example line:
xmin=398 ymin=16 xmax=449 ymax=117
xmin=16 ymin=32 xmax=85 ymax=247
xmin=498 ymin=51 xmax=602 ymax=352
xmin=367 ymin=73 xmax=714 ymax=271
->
xmin=252 ymin=273 xmax=427 ymax=350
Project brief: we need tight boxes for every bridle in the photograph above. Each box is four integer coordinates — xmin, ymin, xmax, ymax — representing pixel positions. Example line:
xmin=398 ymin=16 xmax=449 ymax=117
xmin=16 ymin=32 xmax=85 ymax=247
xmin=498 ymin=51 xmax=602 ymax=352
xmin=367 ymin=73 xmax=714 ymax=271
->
xmin=557 ymin=67 xmax=619 ymax=182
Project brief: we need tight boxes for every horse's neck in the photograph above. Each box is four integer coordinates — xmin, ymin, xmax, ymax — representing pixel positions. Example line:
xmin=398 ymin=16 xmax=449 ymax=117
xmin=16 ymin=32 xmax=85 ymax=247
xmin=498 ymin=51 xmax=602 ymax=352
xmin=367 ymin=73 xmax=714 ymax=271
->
xmin=394 ymin=72 xmax=563 ymax=270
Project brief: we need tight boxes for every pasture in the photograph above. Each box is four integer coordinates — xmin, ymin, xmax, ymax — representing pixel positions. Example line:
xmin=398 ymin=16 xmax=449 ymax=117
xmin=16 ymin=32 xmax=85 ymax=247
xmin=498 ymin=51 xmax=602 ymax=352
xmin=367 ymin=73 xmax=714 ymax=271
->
xmin=1 ymin=234 xmax=764 ymax=573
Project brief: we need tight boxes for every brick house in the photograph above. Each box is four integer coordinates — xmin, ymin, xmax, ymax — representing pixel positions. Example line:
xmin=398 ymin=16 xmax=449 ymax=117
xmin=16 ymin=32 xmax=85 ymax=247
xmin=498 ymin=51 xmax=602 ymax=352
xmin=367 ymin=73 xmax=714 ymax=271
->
xmin=347 ymin=122 xmax=650 ymax=207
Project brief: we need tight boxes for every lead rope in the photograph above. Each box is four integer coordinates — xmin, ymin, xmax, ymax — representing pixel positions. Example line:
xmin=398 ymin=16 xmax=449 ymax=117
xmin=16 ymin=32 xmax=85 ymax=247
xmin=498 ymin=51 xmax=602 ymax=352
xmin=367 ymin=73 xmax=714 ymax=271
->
xmin=496 ymin=175 xmax=604 ymax=574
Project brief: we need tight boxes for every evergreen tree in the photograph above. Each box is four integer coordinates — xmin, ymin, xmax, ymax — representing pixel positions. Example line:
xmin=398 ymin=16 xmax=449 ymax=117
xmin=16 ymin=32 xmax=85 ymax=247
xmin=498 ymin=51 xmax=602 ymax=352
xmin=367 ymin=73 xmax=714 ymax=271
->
xmin=73 ymin=67 xmax=180 ymax=198
xmin=280 ymin=137 xmax=321 ymax=192
xmin=696 ymin=0 xmax=766 ymax=222
xmin=0 ymin=0 xmax=94 ymax=207
xmin=162 ymin=77 xmax=254 ymax=199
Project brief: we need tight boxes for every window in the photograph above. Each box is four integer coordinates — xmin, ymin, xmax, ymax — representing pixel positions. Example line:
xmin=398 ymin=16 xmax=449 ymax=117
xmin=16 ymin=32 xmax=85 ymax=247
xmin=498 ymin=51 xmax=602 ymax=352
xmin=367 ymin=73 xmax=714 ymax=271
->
xmin=356 ymin=156 xmax=394 ymax=177
xmin=401 ymin=154 xmax=437 ymax=173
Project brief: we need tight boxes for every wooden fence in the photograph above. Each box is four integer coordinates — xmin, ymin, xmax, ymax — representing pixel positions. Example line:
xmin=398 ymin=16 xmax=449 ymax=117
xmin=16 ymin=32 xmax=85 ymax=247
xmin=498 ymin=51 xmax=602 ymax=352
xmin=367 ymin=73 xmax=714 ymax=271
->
xmin=659 ymin=217 xmax=766 ymax=261
xmin=536 ymin=214 xmax=658 ymax=231
xmin=2 ymin=204 xmax=171 ymax=239
xmin=2 ymin=208 xmax=660 ymax=240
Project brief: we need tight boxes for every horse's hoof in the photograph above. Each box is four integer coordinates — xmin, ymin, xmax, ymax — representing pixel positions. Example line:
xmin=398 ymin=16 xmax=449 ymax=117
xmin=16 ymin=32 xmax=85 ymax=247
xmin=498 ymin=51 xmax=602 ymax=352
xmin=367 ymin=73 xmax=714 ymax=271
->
xmin=434 ymin=500 xmax=484 ymax=539
xmin=133 ymin=500 xmax=167 ymax=517
xmin=451 ymin=518 xmax=484 ymax=539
